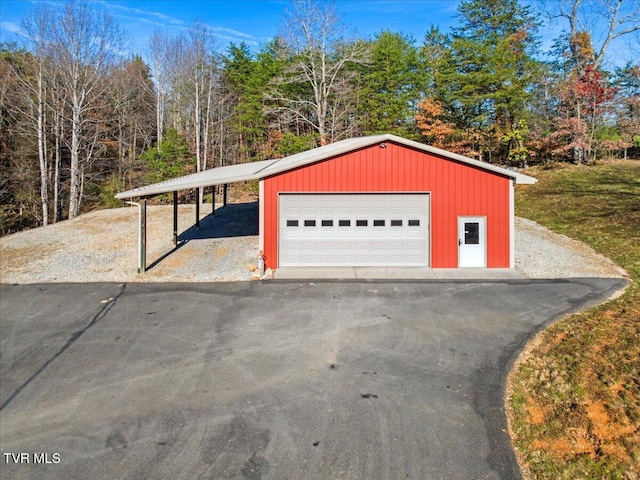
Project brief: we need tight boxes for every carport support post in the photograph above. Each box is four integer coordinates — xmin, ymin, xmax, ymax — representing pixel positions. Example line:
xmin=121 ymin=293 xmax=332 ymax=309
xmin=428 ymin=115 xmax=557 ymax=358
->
xmin=140 ymin=198 xmax=147 ymax=273
xmin=223 ymin=183 xmax=228 ymax=207
xmin=173 ymin=191 xmax=178 ymax=247
xmin=195 ymin=188 xmax=200 ymax=229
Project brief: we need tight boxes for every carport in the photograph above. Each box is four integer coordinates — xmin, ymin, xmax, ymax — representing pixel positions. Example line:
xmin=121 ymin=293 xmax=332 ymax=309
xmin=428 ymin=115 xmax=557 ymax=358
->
xmin=115 ymin=160 xmax=276 ymax=273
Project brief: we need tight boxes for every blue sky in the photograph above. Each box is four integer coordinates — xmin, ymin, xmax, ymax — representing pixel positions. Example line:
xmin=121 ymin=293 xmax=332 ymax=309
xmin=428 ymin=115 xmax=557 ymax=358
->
xmin=0 ymin=0 xmax=636 ymax=68
xmin=1 ymin=0 xmax=458 ymax=50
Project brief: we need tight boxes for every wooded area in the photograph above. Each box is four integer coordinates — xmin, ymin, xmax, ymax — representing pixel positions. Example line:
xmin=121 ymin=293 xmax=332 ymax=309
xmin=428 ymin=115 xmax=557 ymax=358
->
xmin=1 ymin=0 xmax=638 ymax=234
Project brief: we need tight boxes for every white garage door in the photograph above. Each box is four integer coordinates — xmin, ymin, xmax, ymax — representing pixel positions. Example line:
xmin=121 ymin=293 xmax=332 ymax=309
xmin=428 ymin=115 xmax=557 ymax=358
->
xmin=279 ymin=193 xmax=429 ymax=266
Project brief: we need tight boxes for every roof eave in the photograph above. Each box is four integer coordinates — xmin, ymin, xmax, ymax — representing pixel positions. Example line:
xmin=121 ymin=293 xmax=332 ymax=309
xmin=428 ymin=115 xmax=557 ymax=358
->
xmin=379 ymin=134 xmax=537 ymax=184
xmin=115 ymin=173 xmax=262 ymax=199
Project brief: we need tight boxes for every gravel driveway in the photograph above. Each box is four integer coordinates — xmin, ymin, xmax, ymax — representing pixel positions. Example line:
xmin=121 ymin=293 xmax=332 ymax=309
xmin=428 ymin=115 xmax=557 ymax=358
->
xmin=0 ymin=203 xmax=626 ymax=283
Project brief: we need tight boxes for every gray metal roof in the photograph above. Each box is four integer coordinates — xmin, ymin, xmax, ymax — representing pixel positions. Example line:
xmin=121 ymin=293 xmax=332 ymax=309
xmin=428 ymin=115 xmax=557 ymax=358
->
xmin=115 ymin=159 xmax=277 ymax=199
xmin=115 ymin=134 xmax=536 ymax=199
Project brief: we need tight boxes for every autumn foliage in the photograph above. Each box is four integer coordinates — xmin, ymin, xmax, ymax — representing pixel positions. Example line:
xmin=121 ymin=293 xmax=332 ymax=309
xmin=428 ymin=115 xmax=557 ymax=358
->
xmin=415 ymin=99 xmax=455 ymax=149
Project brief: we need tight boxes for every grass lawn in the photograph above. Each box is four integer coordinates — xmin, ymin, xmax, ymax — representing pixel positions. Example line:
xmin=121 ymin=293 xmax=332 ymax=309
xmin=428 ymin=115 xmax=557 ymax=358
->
xmin=508 ymin=160 xmax=640 ymax=479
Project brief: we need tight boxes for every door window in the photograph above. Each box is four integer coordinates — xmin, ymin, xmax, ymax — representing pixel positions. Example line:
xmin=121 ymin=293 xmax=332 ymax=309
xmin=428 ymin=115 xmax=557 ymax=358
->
xmin=464 ymin=222 xmax=480 ymax=245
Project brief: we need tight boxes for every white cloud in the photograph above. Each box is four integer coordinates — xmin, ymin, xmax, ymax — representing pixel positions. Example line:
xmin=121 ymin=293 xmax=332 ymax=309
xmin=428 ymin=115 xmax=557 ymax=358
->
xmin=1 ymin=21 xmax=25 ymax=35
xmin=209 ymin=26 xmax=256 ymax=40
xmin=110 ymin=13 xmax=168 ymax=28
xmin=211 ymin=33 xmax=259 ymax=46
xmin=0 ymin=21 xmax=28 ymax=42
xmin=97 ymin=1 xmax=184 ymax=26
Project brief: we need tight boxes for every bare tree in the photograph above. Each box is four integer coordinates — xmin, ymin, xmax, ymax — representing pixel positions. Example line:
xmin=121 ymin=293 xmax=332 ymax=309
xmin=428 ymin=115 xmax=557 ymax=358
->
xmin=269 ymin=0 xmax=370 ymax=145
xmin=51 ymin=83 xmax=64 ymax=223
xmin=187 ymin=23 xmax=219 ymax=174
xmin=18 ymin=6 xmax=55 ymax=225
xmin=149 ymin=32 xmax=173 ymax=151
xmin=108 ymin=57 xmax=156 ymax=190
xmin=48 ymin=1 xmax=125 ymax=218
xmin=548 ymin=0 xmax=640 ymax=69
xmin=544 ymin=0 xmax=638 ymax=162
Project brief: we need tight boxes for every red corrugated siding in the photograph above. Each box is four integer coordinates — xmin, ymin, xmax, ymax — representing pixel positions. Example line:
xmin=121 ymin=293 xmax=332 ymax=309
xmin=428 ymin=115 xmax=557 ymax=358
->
xmin=263 ymin=142 xmax=512 ymax=269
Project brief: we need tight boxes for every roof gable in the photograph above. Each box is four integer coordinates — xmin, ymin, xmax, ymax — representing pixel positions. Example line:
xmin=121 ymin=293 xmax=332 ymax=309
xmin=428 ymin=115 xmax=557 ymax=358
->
xmin=257 ymin=134 xmax=537 ymax=184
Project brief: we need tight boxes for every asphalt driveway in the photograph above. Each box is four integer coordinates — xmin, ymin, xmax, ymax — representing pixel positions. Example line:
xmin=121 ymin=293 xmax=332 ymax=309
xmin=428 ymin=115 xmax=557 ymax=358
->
xmin=0 ymin=279 xmax=626 ymax=479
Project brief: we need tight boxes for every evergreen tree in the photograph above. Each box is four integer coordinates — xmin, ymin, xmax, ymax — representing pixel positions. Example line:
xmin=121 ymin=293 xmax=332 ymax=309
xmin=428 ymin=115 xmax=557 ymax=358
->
xmin=438 ymin=0 xmax=541 ymax=161
xmin=224 ymin=43 xmax=265 ymax=162
xmin=142 ymin=128 xmax=193 ymax=185
xmin=418 ymin=25 xmax=449 ymax=99
xmin=358 ymin=31 xmax=420 ymax=137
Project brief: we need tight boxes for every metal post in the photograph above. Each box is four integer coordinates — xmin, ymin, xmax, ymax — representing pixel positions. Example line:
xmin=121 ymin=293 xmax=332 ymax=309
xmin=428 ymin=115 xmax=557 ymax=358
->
xmin=173 ymin=191 xmax=178 ymax=247
xmin=195 ymin=187 xmax=200 ymax=229
xmin=126 ymin=201 xmax=144 ymax=274
xmin=211 ymin=185 xmax=215 ymax=216
xmin=223 ymin=183 xmax=228 ymax=207
xmin=140 ymin=198 xmax=147 ymax=273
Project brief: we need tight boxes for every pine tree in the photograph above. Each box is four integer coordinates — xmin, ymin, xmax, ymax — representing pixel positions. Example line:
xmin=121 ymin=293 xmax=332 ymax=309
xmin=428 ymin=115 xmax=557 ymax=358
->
xmin=438 ymin=0 xmax=540 ymax=162
xmin=358 ymin=31 xmax=420 ymax=137
xmin=224 ymin=43 xmax=266 ymax=162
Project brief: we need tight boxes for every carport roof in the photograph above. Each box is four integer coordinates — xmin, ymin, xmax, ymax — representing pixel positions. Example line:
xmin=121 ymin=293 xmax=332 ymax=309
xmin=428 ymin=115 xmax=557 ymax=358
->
xmin=115 ymin=134 xmax=536 ymax=199
xmin=115 ymin=159 xmax=276 ymax=199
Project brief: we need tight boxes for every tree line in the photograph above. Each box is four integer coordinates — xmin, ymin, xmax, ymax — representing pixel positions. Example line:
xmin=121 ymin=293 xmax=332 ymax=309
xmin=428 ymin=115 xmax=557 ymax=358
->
xmin=1 ymin=0 xmax=638 ymax=234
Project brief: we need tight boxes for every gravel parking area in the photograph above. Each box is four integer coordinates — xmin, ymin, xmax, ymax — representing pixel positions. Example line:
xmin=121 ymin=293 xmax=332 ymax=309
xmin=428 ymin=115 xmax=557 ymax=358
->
xmin=1 ymin=203 xmax=260 ymax=284
xmin=0 ymin=204 xmax=626 ymax=283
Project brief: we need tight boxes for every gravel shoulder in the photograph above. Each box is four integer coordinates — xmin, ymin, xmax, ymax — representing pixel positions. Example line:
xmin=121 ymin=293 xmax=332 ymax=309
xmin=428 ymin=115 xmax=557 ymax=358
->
xmin=514 ymin=217 xmax=627 ymax=279
xmin=0 ymin=204 xmax=627 ymax=284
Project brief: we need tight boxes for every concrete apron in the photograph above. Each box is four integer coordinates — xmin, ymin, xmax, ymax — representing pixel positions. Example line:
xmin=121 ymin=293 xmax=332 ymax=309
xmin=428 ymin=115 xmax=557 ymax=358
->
xmin=275 ymin=267 xmax=524 ymax=280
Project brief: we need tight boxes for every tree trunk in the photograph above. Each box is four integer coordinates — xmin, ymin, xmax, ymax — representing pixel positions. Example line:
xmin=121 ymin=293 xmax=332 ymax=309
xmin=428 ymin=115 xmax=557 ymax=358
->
xmin=203 ymin=77 xmax=213 ymax=170
xmin=37 ymin=68 xmax=49 ymax=226
xmin=156 ymin=92 xmax=164 ymax=151
xmin=69 ymin=97 xmax=82 ymax=219
xmin=53 ymin=104 xmax=62 ymax=223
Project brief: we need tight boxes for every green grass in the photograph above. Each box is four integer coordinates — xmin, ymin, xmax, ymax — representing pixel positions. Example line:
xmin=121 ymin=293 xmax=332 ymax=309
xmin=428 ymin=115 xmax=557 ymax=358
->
xmin=508 ymin=160 xmax=640 ymax=479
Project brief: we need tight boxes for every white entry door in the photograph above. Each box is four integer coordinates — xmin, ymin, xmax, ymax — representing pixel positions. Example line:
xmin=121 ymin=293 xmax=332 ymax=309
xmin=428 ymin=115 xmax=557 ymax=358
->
xmin=458 ymin=217 xmax=486 ymax=267
xmin=279 ymin=193 xmax=429 ymax=266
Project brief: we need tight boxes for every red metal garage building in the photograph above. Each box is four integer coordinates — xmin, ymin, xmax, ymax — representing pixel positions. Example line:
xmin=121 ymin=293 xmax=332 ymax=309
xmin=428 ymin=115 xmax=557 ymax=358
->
xmin=116 ymin=134 xmax=536 ymax=272
xmin=256 ymin=134 xmax=535 ymax=270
